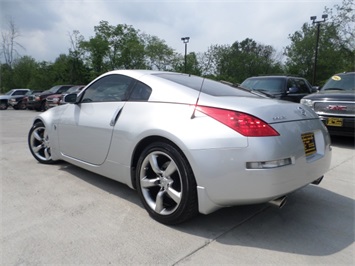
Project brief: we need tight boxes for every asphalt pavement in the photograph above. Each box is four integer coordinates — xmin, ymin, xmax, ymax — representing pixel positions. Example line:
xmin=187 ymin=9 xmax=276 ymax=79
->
xmin=1 ymin=109 xmax=354 ymax=265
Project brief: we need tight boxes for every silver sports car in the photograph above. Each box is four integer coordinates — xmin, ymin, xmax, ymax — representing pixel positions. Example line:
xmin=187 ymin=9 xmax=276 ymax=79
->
xmin=28 ymin=70 xmax=332 ymax=224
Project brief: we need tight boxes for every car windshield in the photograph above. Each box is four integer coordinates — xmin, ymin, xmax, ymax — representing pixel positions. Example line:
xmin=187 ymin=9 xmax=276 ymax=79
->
xmin=241 ymin=78 xmax=284 ymax=93
xmin=154 ymin=73 xmax=255 ymax=97
xmin=5 ymin=90 xmax=15 ymax=95
xmin=48 ymin=85 xmax=62 ymax=93
xmin=322 ymin=73 xmax=355 ymax=91
xmin=67 ymin=86 xmax=83 ymax=94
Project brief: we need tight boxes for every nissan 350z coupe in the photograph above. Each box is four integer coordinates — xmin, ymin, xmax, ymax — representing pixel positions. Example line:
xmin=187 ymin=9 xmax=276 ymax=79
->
xmin=28 ymin=70 xmax=332 ymax=224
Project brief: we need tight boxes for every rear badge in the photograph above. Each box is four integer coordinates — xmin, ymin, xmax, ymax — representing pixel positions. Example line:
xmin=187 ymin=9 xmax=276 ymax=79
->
xmin=273 ymin=116 xmax=286 ymax=121
xmin=297 ymin=106 xmax=307 ymax=116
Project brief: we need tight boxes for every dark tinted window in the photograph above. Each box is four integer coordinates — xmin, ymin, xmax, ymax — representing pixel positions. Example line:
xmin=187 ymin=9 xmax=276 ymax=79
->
xmin=288 ymin=78 xmax=311 ymax=93
xmin=241 ymin=78 xmax=284 ymax=93
xmin=81 ymin=74 xmax=133 ymax=103
xmin=155 ymin=73 xmax=255 ymax=97
xmin=129 ymin=81 xmax=152 ymax=101
xmin=13 ymin=90 xmax=28 ymax=96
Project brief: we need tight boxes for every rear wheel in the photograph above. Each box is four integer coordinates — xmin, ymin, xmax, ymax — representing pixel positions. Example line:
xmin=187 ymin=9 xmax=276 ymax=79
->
xmin=136 ymin=142 xmax=198 ymax=225
xmin=18 ymin=101 xmax=27 ymax=110
xmin=28 ymin=122 xmax=55 ymax=164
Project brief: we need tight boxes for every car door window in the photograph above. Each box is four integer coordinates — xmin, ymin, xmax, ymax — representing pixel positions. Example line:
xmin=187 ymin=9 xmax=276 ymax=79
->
xmin=128 ymin=81 xmax=152 ymax=101
xmin=295 ymin=78 xmax=311 ymax=93
xmin=13 ymin=90 xmax=27 ymax=96
xmin=81 ymin=74 xmax=133 ymax=103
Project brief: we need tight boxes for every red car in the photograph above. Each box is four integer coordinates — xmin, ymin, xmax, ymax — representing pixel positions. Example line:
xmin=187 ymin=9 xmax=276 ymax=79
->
xmin=45 ymin=85 xmax=85 ymax=110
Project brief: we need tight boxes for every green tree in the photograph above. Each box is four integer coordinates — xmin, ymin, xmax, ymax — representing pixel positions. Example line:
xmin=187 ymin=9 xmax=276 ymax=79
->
xmin=80 ymin=21 xmax=147 ymax=76
xmin=285 ymin=0 xmax=354 ymax=85
xmin=203 ymin=39 xmax=283 ymax=83
xmin=68 ymin=30 xmax=90 ymax=85
xmin=0 ymin=63 xmax=14 ymax=92
xmin=143 ymin=34 xmax=178 ymax=71
xmin=12 ymin=56 xmax=38 ymax=88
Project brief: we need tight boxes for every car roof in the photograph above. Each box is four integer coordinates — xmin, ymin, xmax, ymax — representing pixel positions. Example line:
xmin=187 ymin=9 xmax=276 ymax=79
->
xmin=245 ymin=75 xmax=305 ymax=80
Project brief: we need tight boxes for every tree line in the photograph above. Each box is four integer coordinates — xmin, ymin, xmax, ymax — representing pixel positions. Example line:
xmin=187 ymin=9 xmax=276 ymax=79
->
xmin=0 ymin=0 xmax=354 ymax=93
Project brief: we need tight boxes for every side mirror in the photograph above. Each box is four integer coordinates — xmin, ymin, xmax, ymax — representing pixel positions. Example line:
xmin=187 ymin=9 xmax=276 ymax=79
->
xmin=287 ymin=87 xmax=299 ymax=94
xmin=63 ymin=93 xmax=77 ymax=104
xmin=311 ymin=86 xmax=319 ymax=93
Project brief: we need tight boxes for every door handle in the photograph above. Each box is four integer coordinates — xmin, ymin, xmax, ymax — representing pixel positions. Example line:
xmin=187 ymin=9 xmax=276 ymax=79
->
xmin=110 ymin=107 xmax=123 ymax=126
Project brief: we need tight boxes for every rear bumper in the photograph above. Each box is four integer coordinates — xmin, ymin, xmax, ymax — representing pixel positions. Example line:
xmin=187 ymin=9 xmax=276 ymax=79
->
xmin=188 ymin=119 xmax=332 ymax=214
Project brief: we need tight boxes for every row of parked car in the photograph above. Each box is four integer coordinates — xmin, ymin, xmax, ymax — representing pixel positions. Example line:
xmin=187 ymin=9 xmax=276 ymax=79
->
xmin=0 ymin=84 xmax=85 ymax=111
xmin=1 ymin=72 xmax=354 ymax=136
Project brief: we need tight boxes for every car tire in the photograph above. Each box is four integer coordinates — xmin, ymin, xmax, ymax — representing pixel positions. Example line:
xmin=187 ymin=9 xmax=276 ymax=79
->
xmin=28 ymin=121 xmax=55 ymax=164
xmin=0 ymin=101 xmax=8 ymax=110
xmin=18 ymin=101 xmax=27 ymax=110
xmin=136 ymin=142 xmax=198 ymax=225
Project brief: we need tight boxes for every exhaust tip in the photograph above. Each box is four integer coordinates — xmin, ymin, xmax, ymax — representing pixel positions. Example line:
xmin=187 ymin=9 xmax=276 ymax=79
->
xmin=269 ymin=196 xmax=287 ymax=208
xmin=312 ymin=176 xmax=324 ymax=185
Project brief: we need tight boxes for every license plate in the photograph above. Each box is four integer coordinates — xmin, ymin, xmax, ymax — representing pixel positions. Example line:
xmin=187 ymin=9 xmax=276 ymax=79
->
xmin=302 ymin=133 xmax=317 ymax=157
xmin=326 ymin=117 xmax=343 ymax=127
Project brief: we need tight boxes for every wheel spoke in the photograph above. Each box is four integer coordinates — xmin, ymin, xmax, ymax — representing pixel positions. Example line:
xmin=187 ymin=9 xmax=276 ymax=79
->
xmin=166 ymin=187 xmax=181 ymax=204
xmin=141 ymin=176 xmax=160 ymax=188
xmin=33 ymin=131 xmax=43 ymax=142
xmin=33 ymin=144 xmax=43 ymax=153
xmin=163 ymin=160 xmax=177 ymax=177
xmin=155 ymin=190 xmax=165 ymax=213
xmin=149 ymin=154 xmax=162 ymax=174
xmin=44 ymin=148 xmax=51 ymax=160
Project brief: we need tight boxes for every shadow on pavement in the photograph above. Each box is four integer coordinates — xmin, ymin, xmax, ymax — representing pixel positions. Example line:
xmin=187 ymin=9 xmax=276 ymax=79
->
xmin=59 ymin=163 xmax=354 ymax=257
xmin=330 ymin=135 xmax=354 ymax=149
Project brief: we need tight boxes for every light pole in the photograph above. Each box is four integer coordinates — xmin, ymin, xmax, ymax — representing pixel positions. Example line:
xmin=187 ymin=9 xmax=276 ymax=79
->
xmin=181 ymin=37 xmax=190 ymax=73
xmin=310 ymin=14 xmax=327 ymax=85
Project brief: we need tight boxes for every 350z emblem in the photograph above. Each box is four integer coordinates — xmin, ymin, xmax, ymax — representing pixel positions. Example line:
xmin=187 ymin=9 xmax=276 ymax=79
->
xmin=273 ymin=116 xmax=286 ymax=121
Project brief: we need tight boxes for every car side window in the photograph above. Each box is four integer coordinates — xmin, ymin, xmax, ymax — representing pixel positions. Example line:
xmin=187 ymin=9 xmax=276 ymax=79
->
xmin=81 ymin=74 xmax=133 ymax=103
xmin=128 ymin=81 xmax=152 ymax=101
xmin=295 ymin=79 xmax=311 ymax=93
xmin=13 ymin=90 xmax=27 ymax=96
xmin=288 ymin=78 xmax=310 ymax=94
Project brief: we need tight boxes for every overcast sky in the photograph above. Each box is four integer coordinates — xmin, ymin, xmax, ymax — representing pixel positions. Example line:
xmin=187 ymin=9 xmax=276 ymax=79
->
xmin=1 ymin=0 xmax=343 ymax=63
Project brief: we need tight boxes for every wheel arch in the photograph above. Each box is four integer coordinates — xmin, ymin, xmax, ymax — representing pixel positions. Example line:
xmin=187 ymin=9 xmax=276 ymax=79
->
xmin=130 ymin=135 xmax=195 ymax=190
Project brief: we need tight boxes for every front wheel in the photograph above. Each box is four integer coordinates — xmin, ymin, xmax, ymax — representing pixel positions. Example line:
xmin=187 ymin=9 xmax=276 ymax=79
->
xmin=0 ymin=101 xmax=8 ymax=110
xmin=136 ymin=142 xmax=198 ymax=225
xmin=28 ymin=122 xmax=55 ymax=164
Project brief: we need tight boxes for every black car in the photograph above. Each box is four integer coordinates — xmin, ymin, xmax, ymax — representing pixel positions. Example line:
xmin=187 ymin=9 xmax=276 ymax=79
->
xmin=301 ymin=72 xmax=355 ymax=137
xmin=240 ymin=75 xmax=317 ymax=102
xmin=27 ymin=85 xmax=73 ymax=111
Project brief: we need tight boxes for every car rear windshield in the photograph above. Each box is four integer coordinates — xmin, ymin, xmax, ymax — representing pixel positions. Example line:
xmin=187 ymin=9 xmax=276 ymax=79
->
xmin=154 ymin=73 xmax=255 ymax=97
xmin=241 ymin=77 xmax=284 ymax=93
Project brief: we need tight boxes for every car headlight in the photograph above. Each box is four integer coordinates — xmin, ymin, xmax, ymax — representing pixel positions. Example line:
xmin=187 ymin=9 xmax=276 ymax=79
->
xmin=300 ymin=98 xmax=313 ymax=108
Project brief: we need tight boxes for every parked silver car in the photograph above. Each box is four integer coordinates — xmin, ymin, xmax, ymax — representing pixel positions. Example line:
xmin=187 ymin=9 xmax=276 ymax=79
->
xmin=28 ymin=70 xmax=332 ymax=224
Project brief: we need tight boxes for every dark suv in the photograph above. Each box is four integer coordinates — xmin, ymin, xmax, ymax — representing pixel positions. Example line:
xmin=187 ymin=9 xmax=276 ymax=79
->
xmin=28 ymin=85 xmax=73 ymax=111
xmin=240 ymin=75 xmax=316 ymax=102
xmin=301 ymin=72 xmax=355 ymax=137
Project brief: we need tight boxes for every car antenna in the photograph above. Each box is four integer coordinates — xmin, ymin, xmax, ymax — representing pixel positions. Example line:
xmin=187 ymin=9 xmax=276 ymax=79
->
xmin=191 ymin=78 xmax=205 ymax=119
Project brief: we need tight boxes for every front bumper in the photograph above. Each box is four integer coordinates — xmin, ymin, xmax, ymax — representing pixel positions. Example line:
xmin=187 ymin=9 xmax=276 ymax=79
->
xmin=318 ymin=115 xmax=355 ymax=137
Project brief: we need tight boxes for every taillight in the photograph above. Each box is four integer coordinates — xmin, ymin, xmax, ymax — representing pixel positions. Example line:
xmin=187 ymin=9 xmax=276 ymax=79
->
xmin=197 ymin=106 xmax=279 ymax=137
